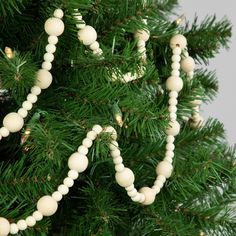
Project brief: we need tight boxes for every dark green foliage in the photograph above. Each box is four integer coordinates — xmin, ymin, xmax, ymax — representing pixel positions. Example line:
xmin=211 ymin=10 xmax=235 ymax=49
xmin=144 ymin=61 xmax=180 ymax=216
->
xmin=0 ymin=0 xmax=235 ymax=236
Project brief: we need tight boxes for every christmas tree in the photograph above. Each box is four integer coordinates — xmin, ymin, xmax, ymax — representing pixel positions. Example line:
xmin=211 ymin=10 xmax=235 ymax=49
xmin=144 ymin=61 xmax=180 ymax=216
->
xmin=0 ymin=0 xmax=235 ymax=235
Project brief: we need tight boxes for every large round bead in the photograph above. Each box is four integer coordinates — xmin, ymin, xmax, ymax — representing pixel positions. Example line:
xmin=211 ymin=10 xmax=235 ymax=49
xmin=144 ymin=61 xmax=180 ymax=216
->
xmin=3 ymin=112 xmax=24 ymax=133
xmin=0 ymin=217 xmax=10 ymax=236
xmin=37 ymin=196 xmax=58 ymax=216
xmin=166 ymin=76 xmax=183 ymax=92
xmin=156 ymin=161 xmax=173 ymax=178
xmin=166 ymin=120 xmax=180 ymax=136
xmin=78 ymin=26 xmax=97 ymax=46
xmin=36 ymin=69 xmax=53 ymax=89
xmin=115 ymin=168 xmax=135 ymax=187
xmin=181 ymin=56 xmax=195 ymax=73
xmin=44 ymin=17 xmax=65 ymax=36
xmin=68 ymin=152 xmax=89 ymax=173
xmin=139 ymin=187 xmax=156 ymax=205
xmin=170 ymin=34 xmax=187 ymax=49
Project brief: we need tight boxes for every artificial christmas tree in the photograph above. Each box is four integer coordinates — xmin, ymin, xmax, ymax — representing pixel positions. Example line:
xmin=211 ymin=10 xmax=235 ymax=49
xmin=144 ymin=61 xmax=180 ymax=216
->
xmin=0 ymin=1 xmax=235 ymax=235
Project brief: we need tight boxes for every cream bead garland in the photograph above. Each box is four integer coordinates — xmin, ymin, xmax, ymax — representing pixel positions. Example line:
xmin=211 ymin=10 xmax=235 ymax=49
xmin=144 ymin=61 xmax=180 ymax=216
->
xmin=73 ymin=9 xmax=149 ymax=83
xmin=0 ymin=9 xmax=65 ymax=139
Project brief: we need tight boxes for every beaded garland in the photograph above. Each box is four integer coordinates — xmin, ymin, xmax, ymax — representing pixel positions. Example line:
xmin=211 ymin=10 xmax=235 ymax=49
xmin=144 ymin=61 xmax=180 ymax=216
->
xmin=0 ymin=8 xmax=200 ymax=236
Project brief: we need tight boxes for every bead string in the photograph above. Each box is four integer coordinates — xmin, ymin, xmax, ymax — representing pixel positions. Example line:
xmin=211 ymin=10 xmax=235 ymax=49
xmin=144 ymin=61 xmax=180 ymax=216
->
xmin=74 ymin=9 xmax=150 ymax=83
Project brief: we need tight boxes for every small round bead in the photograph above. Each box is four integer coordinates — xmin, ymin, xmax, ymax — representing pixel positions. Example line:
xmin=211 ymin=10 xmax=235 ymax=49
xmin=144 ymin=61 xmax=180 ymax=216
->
xmin=10 ymin=223 xmax=19 ymax=234
xmin=3 ymin=112 xmax=24 ymax=133
xmin=113 ymin=156 xmax=123 ymax=165
xmin=127 ymin=189 xmax=138 ymax=197
xmin=0 ymin=217 xmax=10 ymax=236
xmin=93 ymin=48 xmax=103 ymax=56
xmin=82 ymin=138 xmax=93 ymax=148
xmin=89 ymin=41 xmax=100 ymax=51
xmin=139 ymin=187 xmax=156 ymax=205
xmin=170 ymin=34 xmax=187 ymax=49
xmin=191 ymin=99 xmax=202 ymax=106
xmin=27 ymin=93 xmax=37 ymax=104
xmin=42 ymin=61 xmax=52 ymax=70
xmin=111 ymin=149 xmax=121 ymax=158
xmin=52 ymin=191 xmax=63 ymax=202
xmin=36 ymin=69 xmax=53 ymax=89
xmin=86 ymin=130 xmax=97 ymax=140
xmin=68 ymin=152 xmax=89 ymax=173
xmin=172 ymin=47 xmax=182 ymax=55
xmin=73 ymin=12 xmax=82 ymax=21
xmin=68 ymin=170 xmax=79 ymax=180
xmin=169 ymin=98 xmax=178 ymax=106
xmin=134 ymin=29 xmax=150 ymax=42
xmin=188 ymin=71 xmax=194 ymax=78
xmin=166 ymin=76 xmax=183 ymax=92
xmin=125 ymin=184 xmax=135 ymax=192
xmin=77 ymin=145 xmax=89 ymax=155
xmin=165 ymin=150 xmax=174 ymax=158
xmin=157 ymin=175 xmax=166 ymax=183
xmin=115 ymin=168 xmax=135 ymax=187
xmin=103 ymin=126 xmax=117 ymax=140
xmin=166 ymin=135 xmax=175 ymax=143
xmin=63 ymin=177 xmax=74 ymax=187
xmin=170 ymin=112 xmax=177 ymax=121
xmin=166 ymin=143 xmax=175 ymax=151
xmin=32 ymin=211 xmax=43 ymax=221
xmin=156 ymin=161 xmax=173 ymax=178
xmin=137 ymin=40 xmax=146 ymax=48
xmin=17 ymin=108 xmax=28 ymax=118
xmin=0 ymin=127 xmax=9 ymax=137
xmin=22 ymin=101 xmax=33 ymax=111
xmin=154 ymin=179 xmax=164 ymax=189
xmin=92 ymin=124 xmax=103 ymax=134
xmin=181 ymin=56 xmax=195 ymax=73
xmin=131 ymin=194 xmax=141 ymax=202
xmin=25 ymin=216 xmax=36 ymax=227
xmin=17 ymin=219 xmax=27 ymax=231
xmin=164 ymin=156 xmax=173 ymax=164
xmin=76 ymin=22 xmax=86 ymax=29
xmin=44 ymin=52 xmax=54 ymax=62
xmin=45 ymin=17 xmax=65 ymax=36
xmin=115 ymin=163 xmax=125 ymax=172
xmin=166 ymin=120 xmax=180 ymax=136
xmin=171 ymin=55 xmax=181 ymax=62
xmin=169 ymin=91 xmax=178 ymax=98
xmin=171 ymin=62 xmax=180 ymax=70
xmin=46 ymin=44 xmax=56 ymax=53
xmin=139 ymin=193 xmax=146 ymax=203
xmin=58 ymin=184 xmax=69 ymax=195
xmin=109 ymin=140 xmax=119 ymax=151
xmin=53 ymin=9 xmax=64 ymax=19
xmin=152 ymin=185 xmax=161 ymax=195
xmin=171 ymin=70 xmax=180 ymax=77
xmin=78 ymin=25 xmax=97 ymax=46
xmin=37 ymin=196 xmax=58 ymax=216
xmin=168 ymin=105 xmax=177 ymax=113
xmin=48 ymin=36 xmax=58 ymax=45
xmin=31 ymin=86 xmax=41 ymax=96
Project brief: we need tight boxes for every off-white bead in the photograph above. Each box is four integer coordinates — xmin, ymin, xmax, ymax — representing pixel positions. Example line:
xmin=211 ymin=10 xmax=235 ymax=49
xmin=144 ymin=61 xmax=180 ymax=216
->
xmin=22 ymin=101 xmax=33 ymax=110
xmin=169 ymin=91 xmax=178 ymax=98
xmin=76 ymin=22 xmax=86 ymax=29
xmin=164 ymin=156 xmax=173 ymax=164
xmin=169 ymin=98 xmax=178 ymax=106
xmin=3 ymin=112 xmax=24 ymax=133
xmin=73 ymin=13 xmax=82 ymax=21
xmin=172 ymin=47 xmax=182 ymax=55
xmin=103 ymin=126 xmax=117 ymax=140
xmin=181 ymin=56 xmax=195 ymax=73
xmin=166 ymin=143 xmax=175 ymax=151
xmin=25 ymin=216 xmax=36 ymax=227
xmin=32 ymin=211 xmax=43 ymax=221
xmin=92 ymin=124 xmax=103 ymax=134
xmin=152 ymin=185 xmax=161 ymax=195
xmin=166 ymin=120 xmax=180 ymax=136
xmin=125 ymin=184 xmax=135 ymax=192
xmin=31 ymin=86 xmax=41 ymax=96
xmin=93 ymin=48 xmax=103 ymax=56
xmin=113 ymin=156 xmax=123 ymax=165
xmin=171 ymin=70 xmax=180 ymax=77
xmin=127 ymin=189 xmax=138 ymax=197
xmin=168 ymin=105 xmax=177 ymax=113
xmin=109 ymin=140 xmax=119 ymax=151
xmin=171 ymin=55 xmax=181 ymax=62
xmin=17 ymin=220 xmax=27 ymax=230
xmin=10 ymin=223 xmax=19 ymax=234
xmin=58 ymin=184 xmax=69 ymax=195
xmin=89 ymin=41 xmax=100 ymax=50
xmin=86 ymin=130 xmax=97 ymax=140
xmin=45 ymin=17 xmax=65 ymax=36
xmin=166 ymin=135 xmax=175 ymax=143
xmin=68 ymin=170 xmax=79 ymax=180
xmin=44 ymin=52 xmax=54 ymax=62
xmin=0 ymin=217 xmax=10 ymax=236
xmin=48 ymin=36 xmax=58 ymax=45
xmin=36 ymin=69 xmax=53 ymax=89
xmin=46 ymin=44 xmax=56 ymax=53
xmin=170 ymin=112 xmax=177 ymax=121
xmin=154 ymin=179 xmax=164 ymax=188
xmin=131 ymin=194 xmax=141 ymax=202
xmin=134 ymin=29 xmax=150 ymax=42
xmin=139 ymin=187 xmax=156 ymax=205
xmin=156 ymin=161 xmax=173 ymax=178
xmin=115 ymin=163 xmax=125 ymax=172
xmin=68 ymin=152 xmax=89 ymax=173
xmin=170 ymin=34 xmax=187 ymax=49
xmin=42 ymin=61 xmax=52 ymax=70
xmin=0 ymin=127 xmax=9 ymax=137
xmin=52 ymin=191 xmax=63 ymax=202
xmin=165 ymin=150 xmax=174 ymax=158
xmin=53 ymin=9 xmax=64 ymax=19
xmin=188 ymin=71 xmax=194 ymax=78
xmin=27 ymin=93 xmax=38 ymax=103
xmin=111 ymin=149 xmax=121 ymax=158
xmin=78 ymin=25 xmax=97 ymax=46
xmin=82 ymin=138 xmax=93 ymax=148
xmin=63 ymin=177 xmax=74 ymax=187
xmin=18 ymin=108 xmax=28 ymax=118
xmin=137 ymin=40 xmax=145 ymax=48
xmin=171 ymin=62 xmax=180 ymax=70
xmin=191 ymin=99 xmax=202 ymax=106
xmin=166 ymin=76 xmax=183 ymax=92
xmin=115 ymin=168 xmax=135 ymax=187
xmin=37 ymin=196 xmax=58 ymax=216
xmin=77 ymin=145 xmax=89 ymax=155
